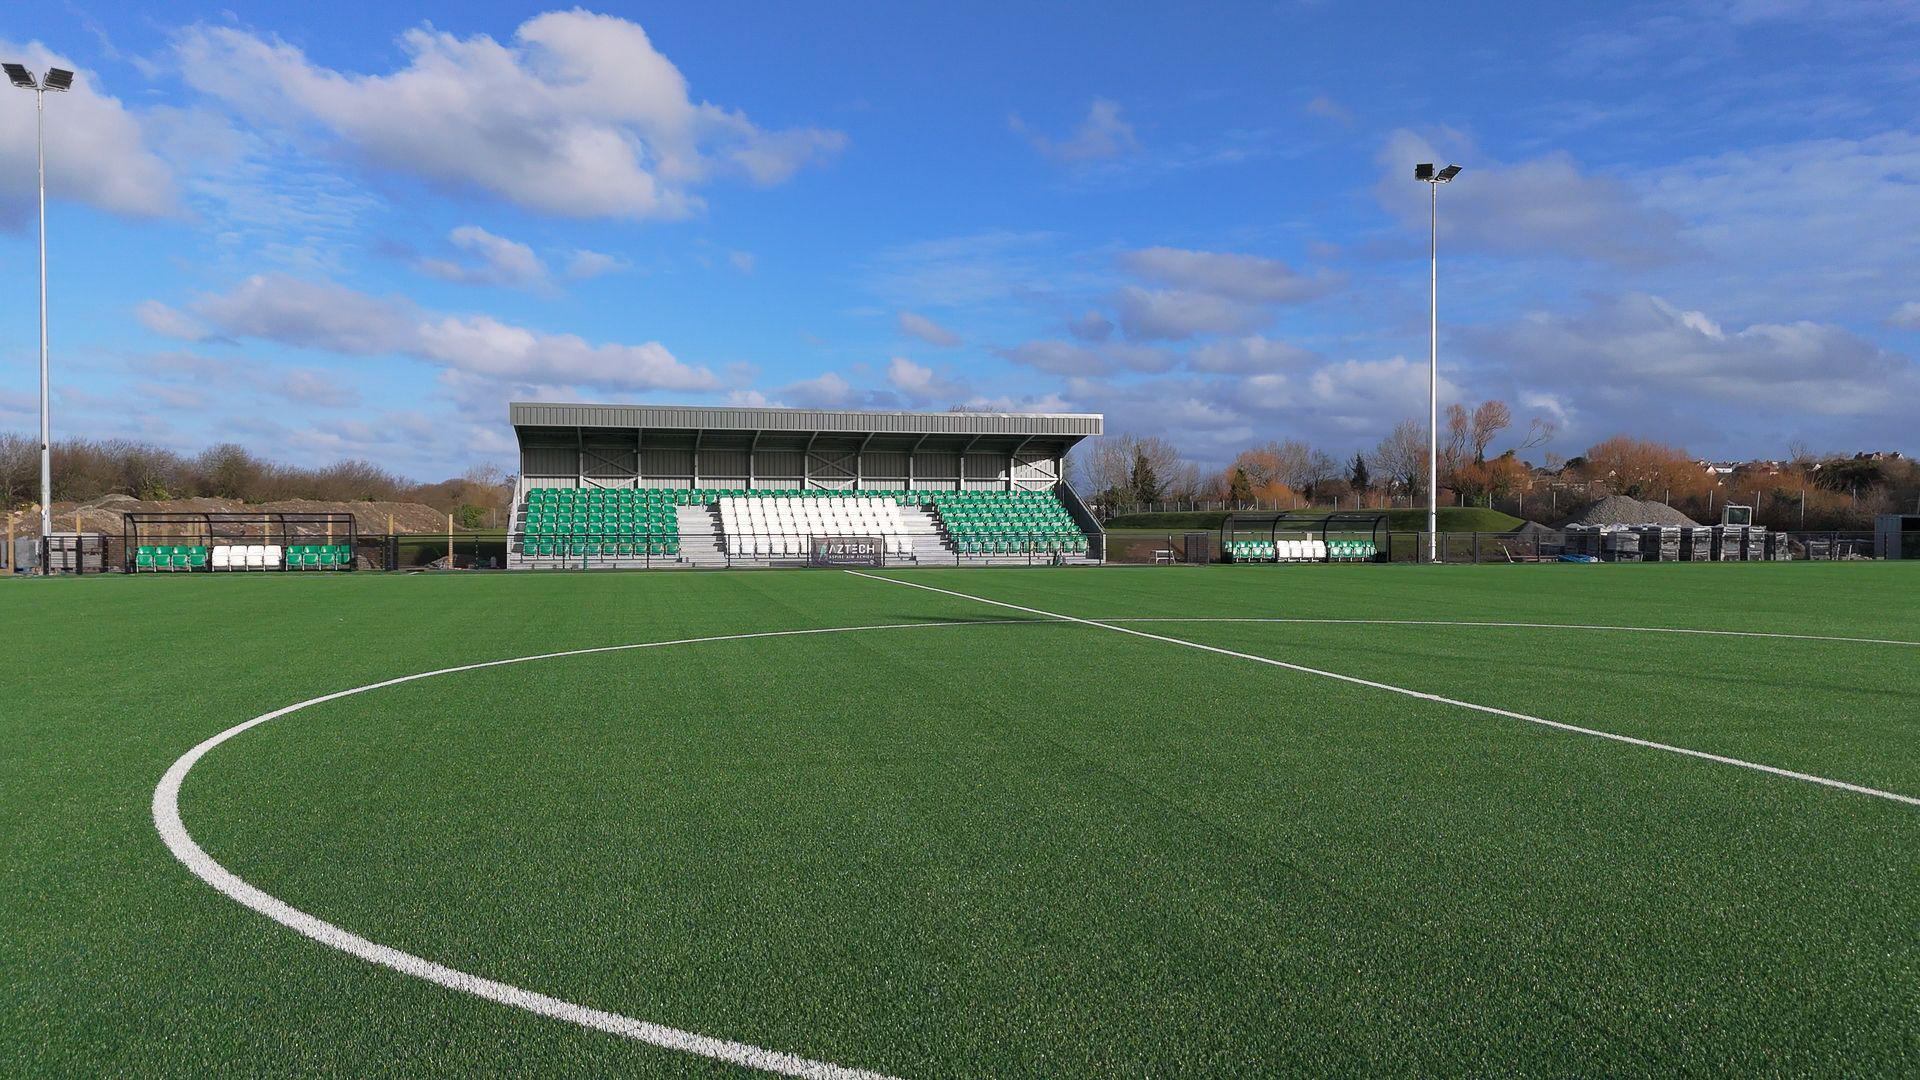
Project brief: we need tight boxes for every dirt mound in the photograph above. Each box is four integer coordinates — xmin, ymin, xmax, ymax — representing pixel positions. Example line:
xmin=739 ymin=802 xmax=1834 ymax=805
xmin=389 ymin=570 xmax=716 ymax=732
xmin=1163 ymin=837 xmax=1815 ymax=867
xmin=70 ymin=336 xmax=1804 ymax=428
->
xmin=1570 ymin=494 xmax=1699 ymax=528
xmin=36 ymin=497 xmax=457 ymax=536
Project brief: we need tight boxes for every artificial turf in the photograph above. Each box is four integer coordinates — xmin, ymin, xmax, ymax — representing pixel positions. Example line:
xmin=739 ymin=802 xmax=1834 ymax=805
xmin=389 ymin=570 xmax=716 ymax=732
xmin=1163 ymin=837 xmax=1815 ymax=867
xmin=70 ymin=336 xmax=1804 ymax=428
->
xmin=3 ymin=563 xmax=1917 ymax=1076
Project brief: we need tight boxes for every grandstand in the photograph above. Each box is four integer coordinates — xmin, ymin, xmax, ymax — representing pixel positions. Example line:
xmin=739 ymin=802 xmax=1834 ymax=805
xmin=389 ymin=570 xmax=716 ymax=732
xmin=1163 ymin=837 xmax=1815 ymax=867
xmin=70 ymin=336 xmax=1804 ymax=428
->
xmin=507 ymin=402 xmax=1105 ymax=568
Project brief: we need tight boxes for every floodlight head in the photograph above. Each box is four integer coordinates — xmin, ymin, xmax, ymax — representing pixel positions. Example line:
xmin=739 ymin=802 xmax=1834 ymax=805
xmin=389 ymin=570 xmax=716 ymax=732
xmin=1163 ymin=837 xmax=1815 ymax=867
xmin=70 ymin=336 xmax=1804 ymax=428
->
xmin=1414 ymin=163 xmax=1434 ymax=181
xmin=1436 ymin=164 xmax=1463 ymax=182
xmin=3 ymin=63 xmax=37 ymax=89
xmin=43 ymin=68 xmax=73 ymax=92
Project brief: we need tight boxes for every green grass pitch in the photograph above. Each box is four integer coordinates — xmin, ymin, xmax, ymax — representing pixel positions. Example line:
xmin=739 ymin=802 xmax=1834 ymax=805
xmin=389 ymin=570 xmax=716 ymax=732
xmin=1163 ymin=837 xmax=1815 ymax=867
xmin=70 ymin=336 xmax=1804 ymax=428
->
xmin=4 ymin=563 xmax=1918 ymax=1076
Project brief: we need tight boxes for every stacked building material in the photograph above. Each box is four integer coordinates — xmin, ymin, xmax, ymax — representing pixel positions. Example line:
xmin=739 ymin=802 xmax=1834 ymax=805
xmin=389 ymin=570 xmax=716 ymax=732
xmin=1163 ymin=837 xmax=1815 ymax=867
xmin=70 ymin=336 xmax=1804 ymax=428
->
xmin=1603 ymin=528 xmax=1643 ymax=562
xmin=1632 ymin=525 xmax=1681 ymax=562
xmin=1711 ymin=524 xmax=1766 ymax=560
xmin=1678 ymin=526 xmax=1714 ymax=561
xmin=1564 ymin=524 xmax=1603 ymax=559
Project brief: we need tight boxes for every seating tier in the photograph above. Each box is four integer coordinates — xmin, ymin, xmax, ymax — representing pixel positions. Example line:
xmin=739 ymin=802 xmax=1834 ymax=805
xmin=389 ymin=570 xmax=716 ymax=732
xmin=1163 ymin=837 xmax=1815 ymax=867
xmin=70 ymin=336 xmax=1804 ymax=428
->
xmin=925 ymin=490 xmax=1087 ymax=556
xmin=515 ymin=487 xmax=1093 ymax=561
xmin=718 ymin=494 xmax=912 ymax=558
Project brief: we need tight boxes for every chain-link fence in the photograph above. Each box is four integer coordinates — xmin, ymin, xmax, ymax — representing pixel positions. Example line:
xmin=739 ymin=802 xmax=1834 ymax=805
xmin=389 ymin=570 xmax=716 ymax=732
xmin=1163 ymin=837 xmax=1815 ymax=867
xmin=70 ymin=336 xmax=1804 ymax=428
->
xmin=1106 ymin=529 xmax=1881 ymax=565
xmin=8 ymin=526 xmax=1887 ymax=573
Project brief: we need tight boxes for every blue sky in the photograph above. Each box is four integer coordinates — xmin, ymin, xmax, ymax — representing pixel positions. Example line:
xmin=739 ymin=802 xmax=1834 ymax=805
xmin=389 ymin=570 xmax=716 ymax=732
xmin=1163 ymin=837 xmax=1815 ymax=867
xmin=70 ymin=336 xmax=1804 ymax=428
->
xmin=2 ymin=1 xmax=1917 ymax=479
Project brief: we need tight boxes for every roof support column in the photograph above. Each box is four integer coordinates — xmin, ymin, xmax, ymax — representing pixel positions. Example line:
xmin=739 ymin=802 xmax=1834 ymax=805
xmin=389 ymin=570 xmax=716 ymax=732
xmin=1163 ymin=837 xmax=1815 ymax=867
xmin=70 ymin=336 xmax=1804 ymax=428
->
xmin=907 ymin=433 xmax=929 ymax=492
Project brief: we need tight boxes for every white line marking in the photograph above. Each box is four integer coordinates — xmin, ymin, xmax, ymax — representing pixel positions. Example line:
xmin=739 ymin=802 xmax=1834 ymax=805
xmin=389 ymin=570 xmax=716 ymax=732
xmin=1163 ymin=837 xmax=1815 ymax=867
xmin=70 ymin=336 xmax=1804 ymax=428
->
xmin=154 ymin=619 xmax=1039 ymax=1080
xmin=845 ymin=571 xmax=1920 ymax=808
xmin=1095 ymin=617 xmax=1920 ymax=649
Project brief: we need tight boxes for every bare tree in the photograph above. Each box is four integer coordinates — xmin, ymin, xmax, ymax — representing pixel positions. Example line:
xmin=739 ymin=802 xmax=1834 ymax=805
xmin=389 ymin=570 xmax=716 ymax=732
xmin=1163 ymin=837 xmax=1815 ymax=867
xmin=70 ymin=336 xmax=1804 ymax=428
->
xmin=1372 ymin=419 xmax=1426 ymax=497
xmin=1514 ymin=416 xmax=1556 ymax=452
xmin=1469 ymin=400 xmax=1512 ymax=462
xmin=1072 ymin=432 xmax=1188 ymax=514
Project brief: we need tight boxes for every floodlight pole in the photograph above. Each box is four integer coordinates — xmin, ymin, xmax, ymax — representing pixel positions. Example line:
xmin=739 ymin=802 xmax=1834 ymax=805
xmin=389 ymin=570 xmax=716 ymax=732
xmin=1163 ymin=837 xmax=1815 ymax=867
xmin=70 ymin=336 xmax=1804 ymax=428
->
xmin=1427 ymin=178 xmax=1437 ymax=564
xmin=35 ymin=82 xmax=50 ymax=553
xmin=1413 ymin=163 xmax=1459 ymax=563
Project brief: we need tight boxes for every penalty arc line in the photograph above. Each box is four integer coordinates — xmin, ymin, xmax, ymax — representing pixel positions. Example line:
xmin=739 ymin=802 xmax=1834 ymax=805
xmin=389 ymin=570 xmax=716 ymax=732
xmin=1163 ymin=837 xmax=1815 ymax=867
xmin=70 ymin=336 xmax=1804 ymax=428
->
xmin=153 ymin=619 xmax=1052 ymax=1080
xmin=843 ymin=571 xmax=1920 ymax=809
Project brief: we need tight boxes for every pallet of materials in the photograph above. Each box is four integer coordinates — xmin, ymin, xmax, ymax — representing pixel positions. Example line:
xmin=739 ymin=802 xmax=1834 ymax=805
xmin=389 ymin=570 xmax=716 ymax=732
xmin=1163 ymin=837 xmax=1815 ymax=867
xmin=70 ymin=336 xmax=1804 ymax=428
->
xmin=1712 ymin=525 xmax=1743 ymax=561
xmin=1564 ymin=524 xmax=1603 ymax=559
xmin=1632 ymin=525 xmax=1680 ymax=562
xmin=1764 ymin=531 xmax=1796 ymax=561
xmin=1677 ymin=526 xmax=1714 ymax=561
xmin=1603 ymin=529 xmax=1642 ymax=562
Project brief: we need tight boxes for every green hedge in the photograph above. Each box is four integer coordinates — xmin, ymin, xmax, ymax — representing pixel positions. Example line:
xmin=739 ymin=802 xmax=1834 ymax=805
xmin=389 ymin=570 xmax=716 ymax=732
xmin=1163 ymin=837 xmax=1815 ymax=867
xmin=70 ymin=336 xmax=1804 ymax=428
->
xmin=1106 ymin=507 xmax=1526 ymax=532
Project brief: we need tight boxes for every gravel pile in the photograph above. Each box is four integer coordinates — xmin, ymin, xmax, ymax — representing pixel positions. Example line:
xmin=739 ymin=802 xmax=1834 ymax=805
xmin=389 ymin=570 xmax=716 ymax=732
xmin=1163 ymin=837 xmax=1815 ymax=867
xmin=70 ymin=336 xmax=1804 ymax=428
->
xmin=1570 ymin=495 xmax=1699 ymax=528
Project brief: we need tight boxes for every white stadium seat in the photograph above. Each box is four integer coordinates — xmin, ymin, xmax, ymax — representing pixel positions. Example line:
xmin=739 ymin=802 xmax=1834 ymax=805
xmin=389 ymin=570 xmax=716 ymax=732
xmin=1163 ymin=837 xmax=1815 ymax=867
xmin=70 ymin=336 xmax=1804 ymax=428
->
xmin=715 ymin=493 xmax=917 ymax=562
xmin=243 ymin=544 xmax=265 ymax=568
xmin=263 ymin=545 xmax=283 ymax=568
xmin=211 ymin=545 xmax=231 ymax=569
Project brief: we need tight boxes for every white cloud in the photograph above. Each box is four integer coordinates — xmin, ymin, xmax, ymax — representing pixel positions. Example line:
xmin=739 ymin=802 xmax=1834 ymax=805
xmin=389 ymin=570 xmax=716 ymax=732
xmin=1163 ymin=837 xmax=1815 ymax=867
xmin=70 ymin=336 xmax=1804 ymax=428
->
xmin=1189 ymin=335 xmax=1318 ymax=374
xmin=1890 ymin=301 xmax=1920 ymax=330
xmin=275 ymin=369 xmax=359 ymax=408
xmin=1644 ymin=131 xmax=1920 ymax=320
xmin=135 ymin=300 xmax=213 ymax=342
xmin=1011 ymin=98 xmax=1139 ymax=163
xmin=1303 ymin=95 xmax=1354 ymax=126
xmin=415 ymin=315 xmax=717 ymax=391
xmin=999 ymin=337 xmax=1177 ymax=376
xmin=1121 ymin=246 xmax=1339 ymax=305
xmin=1000 ymin=339 xmax=1111 ymax=376
xmin=886 ymin=357 xmax=967 ymax=401
xmin=195 ymin=275 xmax=419 ymax=355
xmin=728 ymin=250 xmax=757 ymax=274
xmin=1102 ymin=342 xmax=1180 ymax=373
xmin=1304 ymin=357 xmax=1456 ymax=433
xmin=173 ymin=11 xmax=845 ymax=220
xmin=135 ymin=382 xmax=207 ymax=411
xmin=868 ymin=230 xmax=1068 ymax=308
xmin=897 ymin=311 xmax=961 ymax=348
xmin=565 ymin=249 xmax=628 ymax=279
xmin=778 ymin=371 xmax=852 ymax=408
xmin=0 ymin=40 xmax=176 ymax=221
xmin=954 ymin=390 xmax=1075 ymax=414
xmin=416 ymin=225 xmax=549 ymax=289
xmin=173 ymin=273 xmax=718 ymax=391
xmin=1115 ymin=286 xmax=1268 ymax=340
xmin=1462 ymin=293 xmax=1920 ymax=430
xmin=1376 ymin=129 xmax=1684 ymax=266
xmin=1067 ymin=309 xmax=1113 ymax=342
